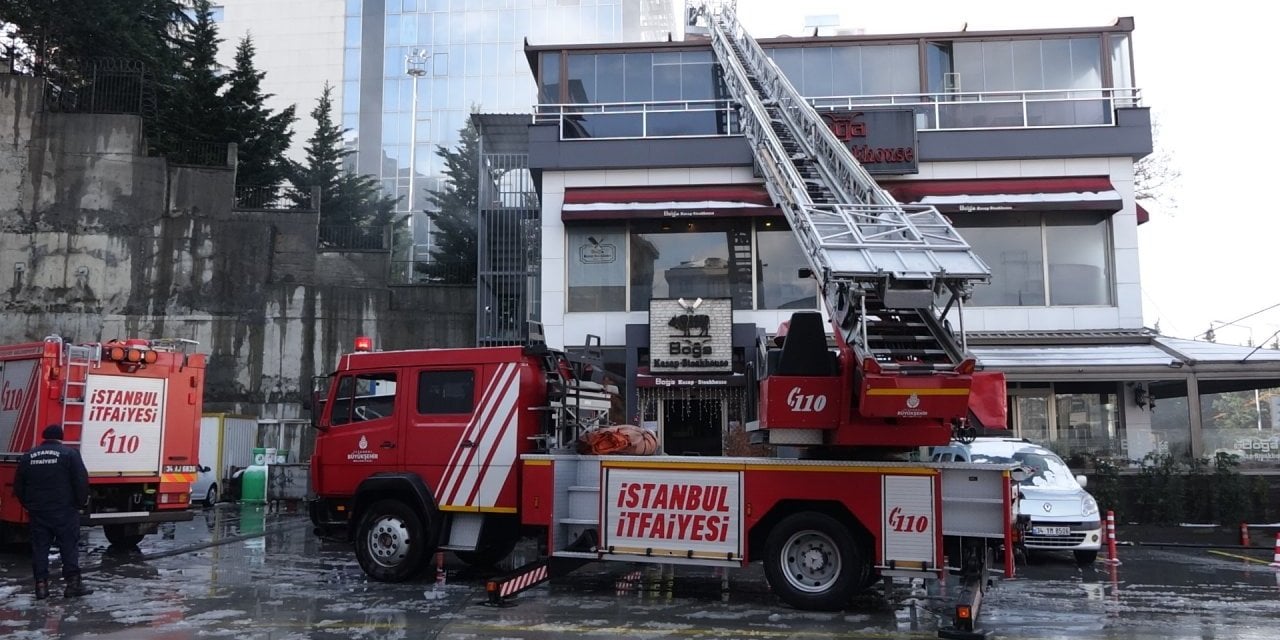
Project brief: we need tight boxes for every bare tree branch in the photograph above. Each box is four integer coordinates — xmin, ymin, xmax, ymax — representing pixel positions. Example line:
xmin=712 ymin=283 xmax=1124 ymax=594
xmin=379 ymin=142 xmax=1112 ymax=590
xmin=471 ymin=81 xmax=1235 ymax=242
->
xmin=1134 ymin=116 xmax=1180 ymax=214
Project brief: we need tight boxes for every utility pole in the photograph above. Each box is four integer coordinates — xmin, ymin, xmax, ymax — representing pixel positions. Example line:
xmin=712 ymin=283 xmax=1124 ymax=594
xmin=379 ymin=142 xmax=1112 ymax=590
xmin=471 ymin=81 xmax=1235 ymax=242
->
xmin=405 ymin=49 xmax=430 ymax=282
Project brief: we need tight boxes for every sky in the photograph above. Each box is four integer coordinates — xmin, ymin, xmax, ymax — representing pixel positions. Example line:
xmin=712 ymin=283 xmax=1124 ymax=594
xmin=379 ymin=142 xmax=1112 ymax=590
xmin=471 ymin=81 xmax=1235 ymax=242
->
xmin=733 ymin=0 xmax=1280 ymax=347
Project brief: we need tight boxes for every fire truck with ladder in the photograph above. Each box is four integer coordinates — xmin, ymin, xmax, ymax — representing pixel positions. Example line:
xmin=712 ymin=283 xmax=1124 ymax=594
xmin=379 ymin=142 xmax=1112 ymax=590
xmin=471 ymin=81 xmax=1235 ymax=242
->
xmin=308 ymin=4 xmax=1022 ymax=636
xmin=0 ymin=335 xmax=206 ymax=546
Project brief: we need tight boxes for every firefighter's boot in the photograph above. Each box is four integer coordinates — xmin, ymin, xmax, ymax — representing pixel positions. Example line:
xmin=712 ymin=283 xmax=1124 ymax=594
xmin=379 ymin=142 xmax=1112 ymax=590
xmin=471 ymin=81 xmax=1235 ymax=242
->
xmin=34 ymin=579 xmax=50 ymax=600
xmin=63 ymin=574 xmax=93 ymax=598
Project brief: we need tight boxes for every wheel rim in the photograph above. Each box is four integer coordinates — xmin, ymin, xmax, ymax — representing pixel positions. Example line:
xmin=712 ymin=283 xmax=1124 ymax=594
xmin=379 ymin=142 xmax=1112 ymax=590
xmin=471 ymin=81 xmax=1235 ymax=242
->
xmin=365 ymin=515 xmax=412 ymax=569
xmin=208 ymin=487 xmax=218 ymax=504
xmin=780 ymin=530 xmax=842 ymax=593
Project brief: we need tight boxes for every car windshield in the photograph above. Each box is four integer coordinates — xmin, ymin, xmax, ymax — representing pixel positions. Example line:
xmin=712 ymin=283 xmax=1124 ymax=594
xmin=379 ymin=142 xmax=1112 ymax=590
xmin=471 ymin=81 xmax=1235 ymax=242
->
xmin=969 ymin=447 xmax=1079 ymax=490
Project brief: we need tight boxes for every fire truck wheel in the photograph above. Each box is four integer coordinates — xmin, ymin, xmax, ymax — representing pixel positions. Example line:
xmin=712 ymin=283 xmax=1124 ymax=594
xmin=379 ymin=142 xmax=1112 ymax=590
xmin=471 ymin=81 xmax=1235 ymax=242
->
xmin=103 ymin=525 xmax=145 ymax=548
xmin=763 ymin=512 xmax=861 ymax=611
xmin=355 ymin=499 xmax=431 ymax=582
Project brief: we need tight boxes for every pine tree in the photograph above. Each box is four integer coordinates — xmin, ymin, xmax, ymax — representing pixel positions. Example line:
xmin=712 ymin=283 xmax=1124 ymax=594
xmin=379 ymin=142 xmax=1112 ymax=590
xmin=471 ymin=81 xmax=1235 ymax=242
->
xmin=224 ymin=35 xmax=296 ymax=196
xmin=2 ymin=0 xmax=184 ymax=79
xmin=288 ymin=83 xmax=398 ymax=248
xmin=424 ymin=119 xmax=481 ymax=282
xmin=4 ymin=0 xmax=187 ymax=144
xmin=160 ymin=0 xmax=228 ymax=156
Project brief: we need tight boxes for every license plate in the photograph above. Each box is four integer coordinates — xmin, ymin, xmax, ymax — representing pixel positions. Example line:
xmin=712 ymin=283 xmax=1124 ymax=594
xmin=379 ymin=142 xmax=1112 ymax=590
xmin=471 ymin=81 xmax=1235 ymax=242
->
xmin=1032 ymin=526 xmax=1071 ymax=536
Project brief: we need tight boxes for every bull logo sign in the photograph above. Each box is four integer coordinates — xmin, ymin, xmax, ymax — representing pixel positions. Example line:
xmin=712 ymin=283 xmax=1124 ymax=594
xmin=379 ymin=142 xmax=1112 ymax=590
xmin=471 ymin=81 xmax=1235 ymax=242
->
xmin=649 ymin=297 xmax=732 ymax=372
xmin=670 ymin=297 xmax=710 ymax=337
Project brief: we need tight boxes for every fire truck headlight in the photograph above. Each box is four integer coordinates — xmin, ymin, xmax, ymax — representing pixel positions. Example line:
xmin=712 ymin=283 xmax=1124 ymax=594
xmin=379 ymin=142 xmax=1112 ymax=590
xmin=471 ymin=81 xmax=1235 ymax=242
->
xmin=143 ymin=350 xmax=158 ymax=364
xmin=1082 ymin=494 xmax=1098 ymax=518
xmin=126 ymin=348 xmax=143 ymax=363
xmin=108 ymin=346 xmax=125 ymax=360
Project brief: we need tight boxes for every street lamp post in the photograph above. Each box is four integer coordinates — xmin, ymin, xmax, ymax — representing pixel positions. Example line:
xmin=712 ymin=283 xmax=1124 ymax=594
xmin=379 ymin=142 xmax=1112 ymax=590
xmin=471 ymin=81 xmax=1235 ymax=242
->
xmin=405 ymin=49 xmax=429 ymax=282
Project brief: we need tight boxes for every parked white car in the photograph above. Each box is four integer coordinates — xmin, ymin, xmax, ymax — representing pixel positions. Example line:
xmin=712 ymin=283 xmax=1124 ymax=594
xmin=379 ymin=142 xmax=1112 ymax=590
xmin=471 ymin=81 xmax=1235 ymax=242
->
xmin=932 ymin=437 xmax=1103 ymax=565
xmin=190 ymin=464 xmax=218 ymax=507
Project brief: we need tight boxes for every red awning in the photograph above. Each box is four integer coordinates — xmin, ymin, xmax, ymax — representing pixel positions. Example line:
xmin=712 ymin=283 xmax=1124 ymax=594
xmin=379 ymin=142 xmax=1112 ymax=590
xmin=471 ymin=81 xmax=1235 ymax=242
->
xmin=879 ymin=177 xmax=1122 ymax=213
xmin=1136 ymin=202 xmax=1150 ymax=225
xmin=562 ymin=184 xmax=780 ymax=221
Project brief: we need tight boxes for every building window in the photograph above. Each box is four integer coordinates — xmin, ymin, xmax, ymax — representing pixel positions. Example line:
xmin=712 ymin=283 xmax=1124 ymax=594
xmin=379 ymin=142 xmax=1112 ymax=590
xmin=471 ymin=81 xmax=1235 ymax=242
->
xmin=931 ymin=37 xmax=1107 ymax=127
xmin=1010 ymin=383 xmax=1123 ymax=465
xmin=755 ymin=219 xmax=817 ymax=310
xmin=540 ymin=52 xmax=560 ymax=102
xmin=630 ymin=220 xmax=751 ymax=311
xmin=955 ymin=212 xmax=1111 ymax=307
xmin=567 ymin=226 xmax=627 ymax=311
xmin=766 ymin=44 xmax=919 ymax=97
xmin=1046 ymin=217 xmax=1111 ymax=305
xmin=563 ymin=50 xmax=722 ymax=104
xmin=1052 ymin=386 xmax=1121 ymax=462
xmin=564 ymin=218 xmax=817 ymax=314
xmin=1198 ymin=387 xmax=1280 ymax=469
xmin=417 ymin=370 xmax=475 ymax=414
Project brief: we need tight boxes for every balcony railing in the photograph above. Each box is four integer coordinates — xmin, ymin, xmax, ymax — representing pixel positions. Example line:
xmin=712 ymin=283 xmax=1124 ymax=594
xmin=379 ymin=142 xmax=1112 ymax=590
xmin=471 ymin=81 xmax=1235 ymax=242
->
xmin=534 ymin=99 xmax=740 ymax=140
xmin=809 ymin=87 xmax=1143 ymax=131
xmin=534 ymin=87 xmax=1142 ymax=140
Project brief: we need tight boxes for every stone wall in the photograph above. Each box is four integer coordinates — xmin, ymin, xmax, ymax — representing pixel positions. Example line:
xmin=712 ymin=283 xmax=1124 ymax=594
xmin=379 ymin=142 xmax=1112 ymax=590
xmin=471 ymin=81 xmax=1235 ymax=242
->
xmin=0 ymin=75 xmax=475 ymax=420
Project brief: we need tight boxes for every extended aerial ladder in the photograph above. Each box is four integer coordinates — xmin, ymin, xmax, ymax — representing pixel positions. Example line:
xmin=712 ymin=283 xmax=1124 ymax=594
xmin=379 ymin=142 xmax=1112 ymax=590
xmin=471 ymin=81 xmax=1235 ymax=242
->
xmin=707 ymin=3 xmax=994 ymax=449
xmin=707 ymin=6 xmax=1008 ymax=636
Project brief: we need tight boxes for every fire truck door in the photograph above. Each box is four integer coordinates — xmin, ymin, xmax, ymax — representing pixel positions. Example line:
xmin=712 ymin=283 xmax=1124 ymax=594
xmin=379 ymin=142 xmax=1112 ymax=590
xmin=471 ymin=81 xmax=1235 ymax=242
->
xmin=316 ymin=370 xmax=401 ymax=496
xmin=412 ymin=362 xmax=520 ymax=511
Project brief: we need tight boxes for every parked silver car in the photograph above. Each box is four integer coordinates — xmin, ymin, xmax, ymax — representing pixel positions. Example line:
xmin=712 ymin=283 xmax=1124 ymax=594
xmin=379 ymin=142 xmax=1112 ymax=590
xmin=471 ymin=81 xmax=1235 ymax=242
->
xmin=932 ymin=437 xmax=1103 ymax=565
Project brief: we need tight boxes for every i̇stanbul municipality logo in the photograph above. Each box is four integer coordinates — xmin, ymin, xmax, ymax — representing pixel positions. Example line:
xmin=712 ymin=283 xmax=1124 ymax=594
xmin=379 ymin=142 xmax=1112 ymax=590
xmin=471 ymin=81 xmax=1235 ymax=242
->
xmin=348 ymin=435 xmax=378 ymax=462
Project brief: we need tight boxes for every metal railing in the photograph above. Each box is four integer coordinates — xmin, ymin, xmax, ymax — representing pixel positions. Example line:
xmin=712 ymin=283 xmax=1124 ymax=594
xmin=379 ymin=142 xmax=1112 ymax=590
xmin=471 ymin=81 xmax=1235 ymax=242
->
xmin=390 ymin=260 xmax=476 ymax=284
xmin=168 ymin=141 xmax=232 ymax=167
xmin=809 ymin=87 xmax=1143 ymax=130
xmin=532 ymin=86 xmax=1142 ymax=141
xmin=235 ymin=185 xmax=316 ymax=211
xmin=319 ymin=225 xmax=389 ymax=251
xmin=40 ymin=57 xmax=150 ymax=116
xmin=534 ymin=99 xmax=740 ymax=140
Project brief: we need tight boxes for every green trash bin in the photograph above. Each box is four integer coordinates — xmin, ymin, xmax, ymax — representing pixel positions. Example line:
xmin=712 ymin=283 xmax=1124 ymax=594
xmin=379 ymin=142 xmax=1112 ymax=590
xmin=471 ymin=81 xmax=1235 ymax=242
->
xmin=241 ymin=464 xmax=268 ymax=503
xmin=242 ymin=447 xmax=270 ymax=504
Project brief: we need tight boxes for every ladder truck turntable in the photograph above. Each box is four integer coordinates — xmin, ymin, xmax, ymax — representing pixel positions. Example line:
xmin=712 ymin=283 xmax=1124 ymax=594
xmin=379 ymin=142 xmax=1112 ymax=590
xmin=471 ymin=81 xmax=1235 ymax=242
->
xmin=308 ymin=5 xmax=1021 ymax=637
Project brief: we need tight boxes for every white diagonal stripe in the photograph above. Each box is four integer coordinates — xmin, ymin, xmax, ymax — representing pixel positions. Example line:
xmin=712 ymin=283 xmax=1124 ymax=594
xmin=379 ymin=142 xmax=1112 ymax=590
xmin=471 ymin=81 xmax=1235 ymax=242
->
xmin=449 ymin=366 xmax=520 ymax=506
xmin=439 ymin=363 xmax=514 ymax=504
xmin=472 ymin=404 xmax=520 ymax=507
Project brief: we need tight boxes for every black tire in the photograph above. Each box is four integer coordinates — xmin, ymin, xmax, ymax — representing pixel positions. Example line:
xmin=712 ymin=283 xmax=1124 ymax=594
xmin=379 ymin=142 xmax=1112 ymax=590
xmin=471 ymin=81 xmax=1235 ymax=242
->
xmin=763 ymin=512 xmax=863 ymax=611
xmin=103 ymin=524 xmax=145 ymax=547
xmin=1074 ymin=549 xmax=1098 ymax=566
xmin=455 ymin=516 xmax=521 ymax=569
xmin=355 ymin=499 xmax=433 ymax=582
xmin=205 ymin=485 xmax=219 ymax=508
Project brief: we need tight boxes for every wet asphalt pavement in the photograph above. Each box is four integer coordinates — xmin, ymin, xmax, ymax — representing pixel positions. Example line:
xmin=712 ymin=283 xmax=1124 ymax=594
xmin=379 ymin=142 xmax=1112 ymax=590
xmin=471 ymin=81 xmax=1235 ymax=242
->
xmin=1 ymin=504 xmax=1278 ymax=639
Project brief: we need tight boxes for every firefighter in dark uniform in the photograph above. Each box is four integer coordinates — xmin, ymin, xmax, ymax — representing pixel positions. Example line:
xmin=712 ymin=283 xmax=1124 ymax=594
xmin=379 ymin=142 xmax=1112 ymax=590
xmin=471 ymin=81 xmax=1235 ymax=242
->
xmin=14 ymin=424 xmax=94 ymax=600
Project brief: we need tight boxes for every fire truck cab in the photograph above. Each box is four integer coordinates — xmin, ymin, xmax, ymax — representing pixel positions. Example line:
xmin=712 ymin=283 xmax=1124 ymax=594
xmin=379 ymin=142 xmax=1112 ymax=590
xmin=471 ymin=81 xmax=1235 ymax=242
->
xmin=309 ymin=346 xmax=549 ymax=578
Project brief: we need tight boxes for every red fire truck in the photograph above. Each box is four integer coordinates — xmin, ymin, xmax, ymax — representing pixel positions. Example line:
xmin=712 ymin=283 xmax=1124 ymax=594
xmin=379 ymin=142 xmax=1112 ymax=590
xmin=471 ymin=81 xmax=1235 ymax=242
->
xmin=0 ymin=335 xmax=206 ymax=546
xmin=309 ymin=6 xmax=1022 ymax=636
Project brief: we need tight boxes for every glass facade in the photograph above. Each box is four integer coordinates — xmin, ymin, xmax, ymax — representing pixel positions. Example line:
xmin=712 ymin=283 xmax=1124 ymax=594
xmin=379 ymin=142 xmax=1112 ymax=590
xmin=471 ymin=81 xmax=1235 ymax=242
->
xmin=345 ymin=0 xmax=680 ymax=277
